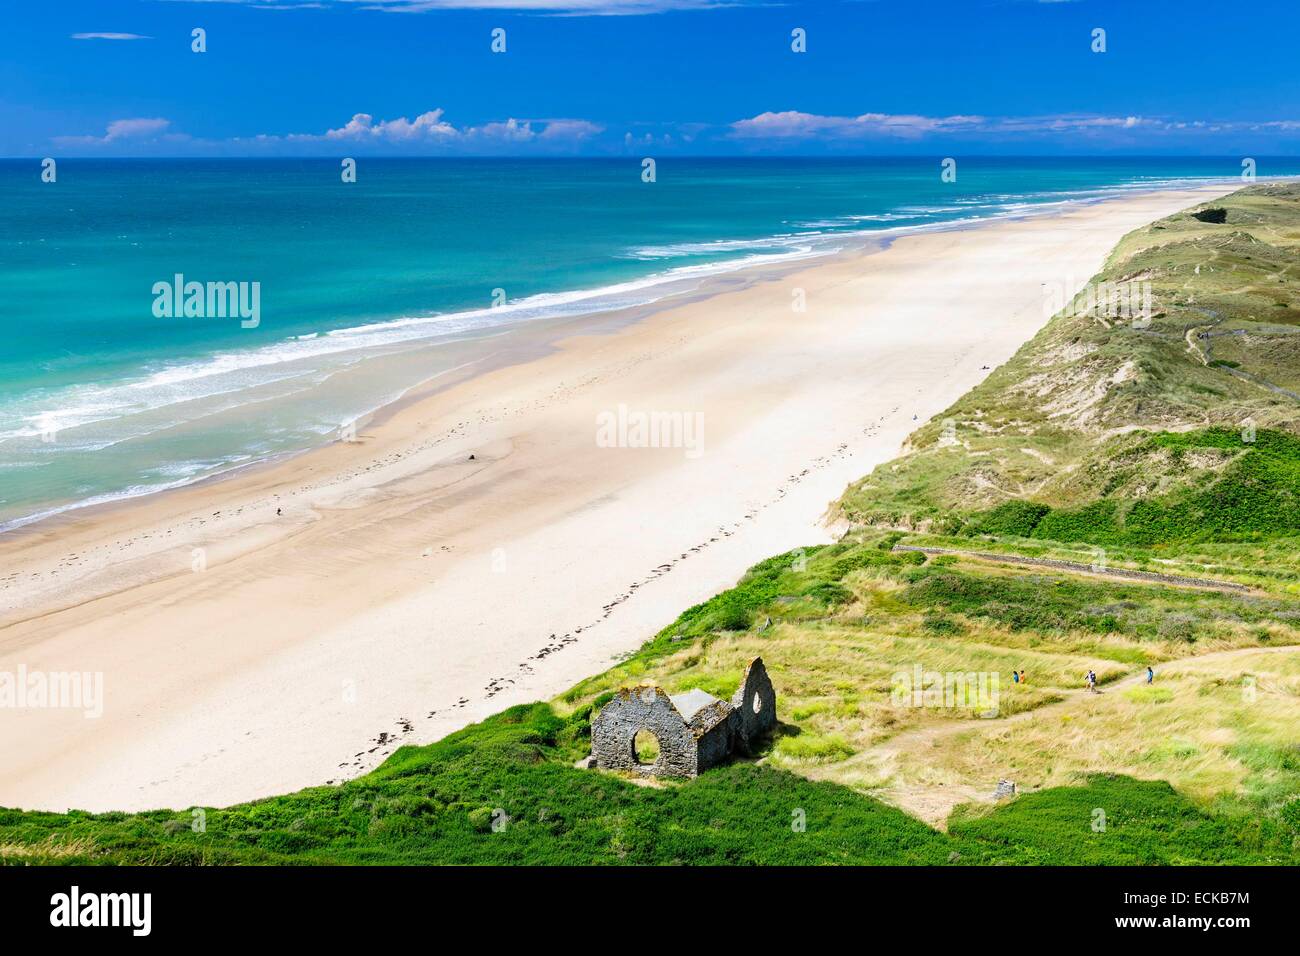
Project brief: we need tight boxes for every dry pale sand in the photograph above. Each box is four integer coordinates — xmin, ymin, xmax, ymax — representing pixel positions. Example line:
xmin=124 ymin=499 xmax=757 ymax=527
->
xmin=0 ymin=184 xmax=1234 ymax=812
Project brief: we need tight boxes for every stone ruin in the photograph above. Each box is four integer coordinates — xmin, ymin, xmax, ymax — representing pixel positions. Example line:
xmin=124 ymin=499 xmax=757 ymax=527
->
xmin=589 ymin=657 xmax=777 ymax=778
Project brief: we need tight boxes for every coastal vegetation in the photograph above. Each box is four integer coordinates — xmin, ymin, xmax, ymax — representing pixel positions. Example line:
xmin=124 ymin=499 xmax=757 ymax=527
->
xmin=2 ymin=696 xmax=1295 ymax=865
xmin=4 ymin=183 xmax=1300 ymax=865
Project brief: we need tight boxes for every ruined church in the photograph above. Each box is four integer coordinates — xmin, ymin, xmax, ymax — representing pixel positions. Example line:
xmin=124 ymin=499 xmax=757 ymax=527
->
xmin=590 ymin=657 xmax=777 ymax=777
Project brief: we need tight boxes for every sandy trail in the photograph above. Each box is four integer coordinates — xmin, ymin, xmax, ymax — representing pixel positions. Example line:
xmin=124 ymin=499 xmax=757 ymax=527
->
xmin=0 ymin=184 xmax=1235 ymax=813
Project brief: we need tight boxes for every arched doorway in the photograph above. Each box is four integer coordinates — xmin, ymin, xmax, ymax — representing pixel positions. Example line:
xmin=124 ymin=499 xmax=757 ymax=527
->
xmin=632 ymin=728 xmax=660 ymax=765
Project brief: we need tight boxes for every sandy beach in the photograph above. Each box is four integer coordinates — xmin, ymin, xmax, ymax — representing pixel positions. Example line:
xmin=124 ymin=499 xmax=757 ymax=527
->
xmin=0 ymin=183 xmax=1234 ymax=813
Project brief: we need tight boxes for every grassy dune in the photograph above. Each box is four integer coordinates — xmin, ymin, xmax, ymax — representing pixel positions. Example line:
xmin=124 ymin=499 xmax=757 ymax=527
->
xmin=895 ymin=647 xmax=1300 ymax=812
xmin=840 ymin=182 xmax=1300 ymax=540
xmin=4 ymin=184 xmax=1300 ymax=865
xmin=558 ymin=538 xmax=1298 ymax=789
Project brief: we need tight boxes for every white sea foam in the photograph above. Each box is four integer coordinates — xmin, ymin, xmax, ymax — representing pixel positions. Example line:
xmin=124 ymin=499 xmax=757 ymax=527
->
xmin=0 ymin=469 xmax=255 ymax=534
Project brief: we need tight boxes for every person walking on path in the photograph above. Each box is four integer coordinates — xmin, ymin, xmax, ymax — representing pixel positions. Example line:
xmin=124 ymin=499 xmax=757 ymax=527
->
xmin=1146 ymin=666 xmax=1154 ymax=685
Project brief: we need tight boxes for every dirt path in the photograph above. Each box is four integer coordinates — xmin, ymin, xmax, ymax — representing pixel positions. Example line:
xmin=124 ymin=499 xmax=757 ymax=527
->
xmin=892 ymin=545 xmax=1254 ymax=593
xmin=807 ymin=643 xmax=1299 ymax=828
xmin=1188 ymin=304 xmax=1300 ymax=403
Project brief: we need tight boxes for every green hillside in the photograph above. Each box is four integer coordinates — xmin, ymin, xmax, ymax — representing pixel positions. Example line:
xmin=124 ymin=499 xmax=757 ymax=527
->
xmin=840 ymin=182 xmax=1300 ymax=541
xmin=3 ymin=700 xmax=1295 ymax=865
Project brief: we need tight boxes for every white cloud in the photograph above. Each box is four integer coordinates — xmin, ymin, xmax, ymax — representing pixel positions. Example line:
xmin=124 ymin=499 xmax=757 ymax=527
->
xmin=368 ymin=0 xmax=735 ymax=11
xmin=233 ymin=109 xmax=607 ymax=153
xmin=55 ymin=118 xmax=174 ymax=147
xmin=55 ymin=109 xmax=605 ymax=154
xmin=157 ymin=0 xmax=740 ymax=14
xmin=537 ymin=119 xmax=603 ymax=140
xmin=730 ymin=111 xmax=986 ymax=140
xmin=276 ymin=109 xmax=604 ymax=146
xmin=48 ymin=108 xmax=1300 ymax=157
xmin=472 ymin=118 xmax=540 ymax=142
xmin=104 ymin=118 xmax=171 ymax=140
xmin=726 ymin=110 xmax=1290 ymax=142
xmin=315 ymin=110 xmax=458 ymax=141
xmin=71 ymin=32 xmax=153 ymax=40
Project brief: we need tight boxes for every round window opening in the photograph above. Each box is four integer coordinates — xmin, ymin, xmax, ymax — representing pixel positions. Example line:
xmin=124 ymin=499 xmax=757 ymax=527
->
xmin=751 ymin=692 xmax=762 ymax=714
xmin=633 ymin=728 xmax=660 ymax=765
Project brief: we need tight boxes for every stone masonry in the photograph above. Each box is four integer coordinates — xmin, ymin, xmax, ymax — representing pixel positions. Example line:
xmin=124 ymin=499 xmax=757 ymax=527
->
xmin=590 ymin=657 xmax=777 ymax=778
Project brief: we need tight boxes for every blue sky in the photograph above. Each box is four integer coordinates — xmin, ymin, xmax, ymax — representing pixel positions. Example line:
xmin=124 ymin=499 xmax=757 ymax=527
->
xmin=4 ymin=0 xmax=1298 ymax=156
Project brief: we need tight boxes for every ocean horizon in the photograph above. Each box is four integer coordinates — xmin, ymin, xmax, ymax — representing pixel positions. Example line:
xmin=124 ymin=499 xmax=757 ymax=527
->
xmin=3 ymin=155 xmax=1297 ymax=529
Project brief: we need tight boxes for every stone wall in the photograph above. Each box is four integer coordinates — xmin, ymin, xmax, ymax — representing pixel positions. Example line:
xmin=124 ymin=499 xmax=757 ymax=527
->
xmin=729 ymin=657 xmax=778 ymax=754
xmin=590 ymin=685 xmax=699 ymax=778
xmin=590 ymin=657 xmax=779 ymax=778
xmin=694 ymin=702 xmax=737 ymax=772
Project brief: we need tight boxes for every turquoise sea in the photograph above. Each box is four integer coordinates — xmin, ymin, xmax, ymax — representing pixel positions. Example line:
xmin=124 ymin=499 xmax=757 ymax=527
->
xmin=2 ymin=156 xmax=1296 ymax=529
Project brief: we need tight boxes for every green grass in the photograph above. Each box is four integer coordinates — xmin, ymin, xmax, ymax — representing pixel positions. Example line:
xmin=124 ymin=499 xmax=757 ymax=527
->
xmin=10 ymin=523 xmax=1287 ymax=864
xmin=896 ymin=561 xmax=1290 ymax=640
xmin=975 ymin=427 xmax=1300 ymax=548
xmin=1125 ymin=686 xmax=1175 ymax=704
xmin=4 ymin=703 xmax=1295 ymax=865
xmin=775 ymin=733 xmax=857 ymax=763
xmin=966 ymin=501 xmax=1053 ymax=538
xmin=948 ymin=774 xmax=1299 ymax=865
